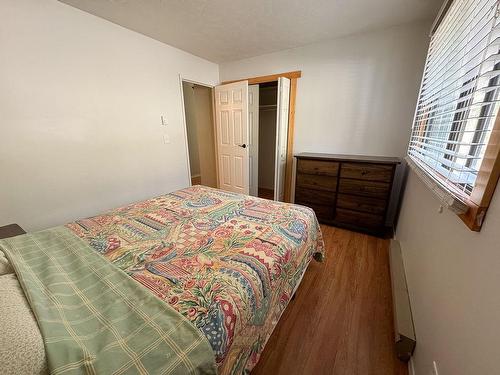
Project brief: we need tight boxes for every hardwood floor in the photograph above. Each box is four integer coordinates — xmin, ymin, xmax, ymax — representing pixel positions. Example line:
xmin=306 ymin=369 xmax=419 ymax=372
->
xmin=252 ymin=225 xmax=408 ymax=375
xmin=191 ymin=175 xmax=202 ymax=185
xmin=258 ymin=188 xmax=274 ymax=200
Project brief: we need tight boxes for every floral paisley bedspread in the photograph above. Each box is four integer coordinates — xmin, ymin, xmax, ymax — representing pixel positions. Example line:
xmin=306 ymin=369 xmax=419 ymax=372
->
xmin=66 ymin=186 xmax=324 ymax=374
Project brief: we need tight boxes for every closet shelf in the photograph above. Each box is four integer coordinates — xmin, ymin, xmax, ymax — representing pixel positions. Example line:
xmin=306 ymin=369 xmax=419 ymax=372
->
xmin=259 ymin=104 xmax=277 ymax=110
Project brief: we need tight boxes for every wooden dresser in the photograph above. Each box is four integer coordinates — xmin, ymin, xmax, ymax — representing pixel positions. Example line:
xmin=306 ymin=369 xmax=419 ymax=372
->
xmin=294 ymin=153 xmax=403 ymax=237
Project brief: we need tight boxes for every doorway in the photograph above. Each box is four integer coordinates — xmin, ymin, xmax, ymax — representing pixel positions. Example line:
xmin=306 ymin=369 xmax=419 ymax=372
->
xmin=213 ymin=78 xmax=290 ymax=201
xmin=181 ymin=71 xmax=299 ymax=201
xmin=221 ymin=71 xmax=300 ymax=202
xmin=182 ymin=81 xmax=217 ymax=188
xmin=256 ymin=81 xmax=278 ymax=200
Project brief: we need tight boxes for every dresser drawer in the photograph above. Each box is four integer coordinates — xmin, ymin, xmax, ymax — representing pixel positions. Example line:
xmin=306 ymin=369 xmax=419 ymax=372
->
xmin=338 ymin=178 xmax=391 ymax=199
xmin=337 ymin=194 xmax=387 ymax=215
xmin=295 ymin=201 xmax=334 ymax=221
xmin=340 ymin=163 xmax=393 ymax=182
xmin=296 ymin=173 xmax=337 ymax=192
xmin=297 ymin=159 xmax=339 ymax=176
xmin=335 ymin=208 xmax=384 ymax=228
xmin=295 ymin=187 xmax=335 ymax=205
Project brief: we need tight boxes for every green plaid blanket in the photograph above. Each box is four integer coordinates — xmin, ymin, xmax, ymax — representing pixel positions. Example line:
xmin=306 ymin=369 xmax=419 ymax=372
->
xmin=0 ymin=227 xmax=216 ymax=375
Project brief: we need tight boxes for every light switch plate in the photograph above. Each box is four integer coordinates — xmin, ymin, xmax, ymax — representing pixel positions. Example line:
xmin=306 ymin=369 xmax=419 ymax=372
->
xmin=161 ymin=115 xmax=168 ymax=126
xmin=163 ymin=134 xmax=171 ymax=144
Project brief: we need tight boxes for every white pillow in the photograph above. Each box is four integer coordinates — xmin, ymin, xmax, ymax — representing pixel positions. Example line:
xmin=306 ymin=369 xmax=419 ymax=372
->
xmin=0 ymin=250 xmax=14 ymax=275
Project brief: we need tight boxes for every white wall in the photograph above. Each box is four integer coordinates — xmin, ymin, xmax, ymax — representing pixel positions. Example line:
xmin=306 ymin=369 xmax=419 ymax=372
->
xmin=220 ymin=21 xmax=431 ymax=158
xmin=397 ymin=175 xmax=500 ymax=375
xmin=0 ymin=0 xmax=219 ymax=231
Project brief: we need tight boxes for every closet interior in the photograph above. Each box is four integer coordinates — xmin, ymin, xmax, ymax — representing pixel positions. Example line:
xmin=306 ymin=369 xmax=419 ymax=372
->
xmin=256 ymin=81 xmax=278 ymax=200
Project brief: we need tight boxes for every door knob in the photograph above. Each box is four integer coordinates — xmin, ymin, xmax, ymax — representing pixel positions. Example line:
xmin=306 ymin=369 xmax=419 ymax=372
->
xmin=237 ymin=144 xmax=247 ymax=148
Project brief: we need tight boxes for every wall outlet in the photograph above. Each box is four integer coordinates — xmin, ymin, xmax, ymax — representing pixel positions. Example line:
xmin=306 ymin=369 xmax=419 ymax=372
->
xmin=432 ymin=361 xmax=439 ymax=375
xmin=163 ymin=133 xmax=171 ymax=144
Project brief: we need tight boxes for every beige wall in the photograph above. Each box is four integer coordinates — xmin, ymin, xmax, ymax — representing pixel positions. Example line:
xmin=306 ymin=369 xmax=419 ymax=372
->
xmin=220 ymin=21 xmax=431 ymax=158
xmin=221 ymin=20 xmax=500 ymax=375
xmin=0 ymin=0 xmax=219 ymax=231
xmin=397 ymin=173 xmax=500 ymax=375
xmin=183 ymin=83 xmax=201 ymax=177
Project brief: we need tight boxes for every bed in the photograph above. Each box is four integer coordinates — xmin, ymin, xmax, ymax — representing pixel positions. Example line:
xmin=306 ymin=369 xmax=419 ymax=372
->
xmin=0 ymin=186 xmax=324 ymax=374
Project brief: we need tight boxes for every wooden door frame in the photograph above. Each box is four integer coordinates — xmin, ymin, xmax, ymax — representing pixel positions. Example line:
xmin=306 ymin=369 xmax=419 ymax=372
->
xmin=222 ymin=70 xmax=301 ymax=202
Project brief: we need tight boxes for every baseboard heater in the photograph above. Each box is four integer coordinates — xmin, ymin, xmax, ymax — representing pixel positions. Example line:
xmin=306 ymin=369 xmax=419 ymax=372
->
xmin=389 ymin=239 xmax=416 ymax=362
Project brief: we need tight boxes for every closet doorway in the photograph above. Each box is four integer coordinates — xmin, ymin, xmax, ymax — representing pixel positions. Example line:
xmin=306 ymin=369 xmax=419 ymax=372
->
xmin=219 ymin=71 xmax=300 ymax=202
xmin=181 ymin=71 xmax=300 ymax=202
xmin=250 ymin=81 xmax=288 ymax=200
xmin=181 ymin=81 xmax=217 ymax=188
xmin=214 ymin=77 xmax=290 ymax=201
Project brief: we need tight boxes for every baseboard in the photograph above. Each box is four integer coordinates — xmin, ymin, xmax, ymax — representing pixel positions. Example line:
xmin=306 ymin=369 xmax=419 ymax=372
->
xmin=191 ymin=174 xmax=201 ymax=185
xmin=394 ymin=238 xmax=417 ymax=375
xmin=408 ymin=357 xmax=416 ymax=375
xmin=389 ymin=240 xmax=416 ymax=360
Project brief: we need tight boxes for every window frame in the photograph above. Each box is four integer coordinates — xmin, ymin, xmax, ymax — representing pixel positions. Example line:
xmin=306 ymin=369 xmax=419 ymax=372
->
xmin=412 ymin=0 xmax=500 ymax=231
xmin=459 ymin=112 xmax=500 ymax=231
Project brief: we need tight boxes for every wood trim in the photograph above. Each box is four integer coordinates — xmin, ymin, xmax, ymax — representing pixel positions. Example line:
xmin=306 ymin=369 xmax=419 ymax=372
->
xmin=284 ymin=78 xmax=298 ymax=202
xmin=222 ymin=71 xmax=302 ymax=85
xmin=470 ymin=127 xmax=500 ymax=207
xmin=431 ymin=0 xmax=454 ymax=36
xmin=459 ymin=203 xmax=486 ymax=232
xmin=211 ymin=88 xmax=220 ymax=189
xmin=459 ymin=113 xmax=500 ymax=231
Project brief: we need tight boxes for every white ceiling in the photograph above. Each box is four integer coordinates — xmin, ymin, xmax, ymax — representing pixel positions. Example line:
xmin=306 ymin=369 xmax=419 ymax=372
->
xmin=59 ymin=0 xmax=441 ymax=63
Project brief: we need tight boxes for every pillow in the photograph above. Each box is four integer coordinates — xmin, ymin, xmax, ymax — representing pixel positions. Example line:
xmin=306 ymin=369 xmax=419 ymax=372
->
xmin=0 ymin=250 xmax=14 ymax=275
xmin=0 ymin=273 xmax=48 ymax=375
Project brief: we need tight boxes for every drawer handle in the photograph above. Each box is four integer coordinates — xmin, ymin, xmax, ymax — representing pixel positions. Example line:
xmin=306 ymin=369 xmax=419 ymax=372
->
xmin=361 ymin=171 xmax=368 ymax=175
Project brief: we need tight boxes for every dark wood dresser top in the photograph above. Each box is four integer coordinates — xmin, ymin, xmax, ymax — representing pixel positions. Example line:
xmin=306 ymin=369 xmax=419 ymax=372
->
xmin=295 ymin=153 xmax=401 ymax=165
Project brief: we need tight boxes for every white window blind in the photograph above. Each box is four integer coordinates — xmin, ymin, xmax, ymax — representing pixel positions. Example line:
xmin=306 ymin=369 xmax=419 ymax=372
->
xmin=408 ymin=0 xmax=500 ymax=201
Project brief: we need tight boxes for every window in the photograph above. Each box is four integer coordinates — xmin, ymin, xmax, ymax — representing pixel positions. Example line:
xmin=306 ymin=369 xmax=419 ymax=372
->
xmin=408 ymin=0 xmax=500 ymax=231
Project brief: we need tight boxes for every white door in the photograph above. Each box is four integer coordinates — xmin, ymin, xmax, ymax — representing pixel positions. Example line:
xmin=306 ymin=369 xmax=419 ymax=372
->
xmin=214 ymin=81 xmax=249 ymax=195
xmin=248 ymin=85 xmax=259 ymax=196
xmin=274 ymin=77 xmax=290 ymax=201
